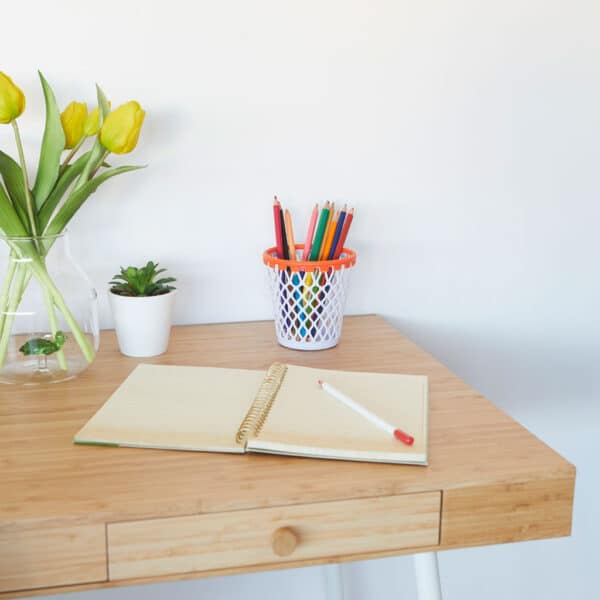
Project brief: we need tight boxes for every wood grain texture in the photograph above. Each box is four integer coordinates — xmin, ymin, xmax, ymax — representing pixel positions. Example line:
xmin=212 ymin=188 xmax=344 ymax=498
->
xmin=0 ymin=541 xmax=450 ymax=600
xmin=441 ymin=477 xmax=575 ymax=547
xmin=0 ymin=523 xmax=106 ymax=592
xmin=0 ymin=315 xmax=575 ymax=598
xmin=107 ymin=492 xmax=441 ymax=581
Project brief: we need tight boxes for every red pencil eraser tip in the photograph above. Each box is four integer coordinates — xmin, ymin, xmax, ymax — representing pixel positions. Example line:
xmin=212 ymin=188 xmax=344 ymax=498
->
xmin=394 ymin=429 xmax=414 ymax=446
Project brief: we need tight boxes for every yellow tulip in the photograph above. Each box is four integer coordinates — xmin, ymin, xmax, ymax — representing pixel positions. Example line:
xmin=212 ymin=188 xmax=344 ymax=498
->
xmin=0 ymin=71 xmax=26 ymax=124
xmin=83 ymin=102 xmax=111 ymax=136
xmin=61 ymin=101 xmax=88 ymax=148
xmin=100 ymin=101 xmax=145 ymax=154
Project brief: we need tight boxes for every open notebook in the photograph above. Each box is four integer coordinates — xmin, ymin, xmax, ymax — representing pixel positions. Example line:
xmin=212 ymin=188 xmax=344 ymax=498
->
xmin=74 ymin=363 xmax=429 ymax=465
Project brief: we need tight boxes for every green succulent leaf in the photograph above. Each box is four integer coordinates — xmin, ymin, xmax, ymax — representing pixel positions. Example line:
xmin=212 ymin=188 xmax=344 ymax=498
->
xmin=109 ymin=261 xmax=176 ymax=297
xmin=45 ymin=165 xmax=145 ymax=236
xmin=32 ymin=71 xmax=66 ymax=210
xmin=38 ymin=151 xmax=91 ymax=231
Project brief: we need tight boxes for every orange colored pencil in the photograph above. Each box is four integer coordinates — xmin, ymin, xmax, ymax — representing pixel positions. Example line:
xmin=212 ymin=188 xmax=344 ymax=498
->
xmin=284 ymin=209 xmax=296 ymax=260
xmin=318 ymin=203 xmax=335 ymax=260
xmin=321 ymin=210 xmax=339 ymax=261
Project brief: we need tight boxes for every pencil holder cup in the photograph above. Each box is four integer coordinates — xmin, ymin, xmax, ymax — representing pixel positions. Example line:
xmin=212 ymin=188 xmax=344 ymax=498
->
xmin=263 ymin=245 xmax=357 ymax=350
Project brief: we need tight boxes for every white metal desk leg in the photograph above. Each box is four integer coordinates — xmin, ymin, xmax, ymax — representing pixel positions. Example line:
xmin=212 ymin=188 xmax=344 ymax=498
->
xmin=323 ymin=564 xmax=344 ymax=600
xmin=414 ymin=552 xmax=443 ymax=600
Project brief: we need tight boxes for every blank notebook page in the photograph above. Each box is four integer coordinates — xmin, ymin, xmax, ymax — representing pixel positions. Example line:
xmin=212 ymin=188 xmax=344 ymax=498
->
xmin=248 ymin=364 xmax=428 ymax=464
xmin=74 ymin=363 xmax=265 ymax=453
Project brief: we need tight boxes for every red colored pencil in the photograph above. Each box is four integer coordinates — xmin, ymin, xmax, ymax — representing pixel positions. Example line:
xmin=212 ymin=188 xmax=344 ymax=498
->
xmin=273 ymin=196 xmax=284 ymax=258
xmin=333 ymin=207 xmax=354 ymax=259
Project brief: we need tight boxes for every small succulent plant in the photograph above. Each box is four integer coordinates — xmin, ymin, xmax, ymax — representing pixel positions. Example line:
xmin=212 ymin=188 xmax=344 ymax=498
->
xmin=109 ymin=261 xmax=176 ymax=297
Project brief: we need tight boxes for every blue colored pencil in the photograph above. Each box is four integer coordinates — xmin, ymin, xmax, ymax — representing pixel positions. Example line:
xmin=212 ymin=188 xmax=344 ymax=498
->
xmin=327 ymin=206 xmax=347 ymax=260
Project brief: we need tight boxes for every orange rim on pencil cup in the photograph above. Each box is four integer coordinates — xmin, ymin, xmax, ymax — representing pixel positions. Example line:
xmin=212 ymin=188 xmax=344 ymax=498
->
xmin=263 ymin=244 xmax=357 ymax=351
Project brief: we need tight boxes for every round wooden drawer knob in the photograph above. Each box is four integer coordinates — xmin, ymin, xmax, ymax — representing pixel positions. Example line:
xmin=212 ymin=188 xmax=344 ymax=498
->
xmin=271 ymin=526 xmax=299 ymax=556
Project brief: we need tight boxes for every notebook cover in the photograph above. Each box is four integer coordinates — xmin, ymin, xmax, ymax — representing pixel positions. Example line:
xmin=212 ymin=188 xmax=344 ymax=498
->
xmin=74 ymin=363 xmax=266 ymax=453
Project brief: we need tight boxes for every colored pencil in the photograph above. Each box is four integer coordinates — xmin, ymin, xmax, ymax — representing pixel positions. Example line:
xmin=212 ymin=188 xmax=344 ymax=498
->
xmin=302 ymin=204 xmax=319 ymax=261
xmin=273 ymin=197 xmax=284 ymax=259
xmin=279 ymin=207 xmax=289 ymax=260
xmin=309 ymin=202 xmax=330 ymax=261
xmin=284 ymin=209 xmax=296 ymax=260
xmin=317 ymin=379 xmax=414 ymax=446
xmin=318 ymin=203 xmax=335 ymax=260
xmin=333 ymin=207 xmax=354 ymax=259
xmin=321 ymin=210 xmax=339 ymax=261
xmin=327 ymin=205 xmax=346 ymax=260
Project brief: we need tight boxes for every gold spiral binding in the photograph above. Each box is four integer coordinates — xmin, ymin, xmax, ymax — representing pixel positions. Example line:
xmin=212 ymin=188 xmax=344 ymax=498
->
xmin=236 ymin=362 xmax=288 ymax=444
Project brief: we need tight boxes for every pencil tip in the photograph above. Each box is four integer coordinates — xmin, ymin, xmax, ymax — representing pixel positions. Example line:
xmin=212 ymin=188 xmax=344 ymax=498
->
xmin=317 ymin=379 xmax=323 ymax=386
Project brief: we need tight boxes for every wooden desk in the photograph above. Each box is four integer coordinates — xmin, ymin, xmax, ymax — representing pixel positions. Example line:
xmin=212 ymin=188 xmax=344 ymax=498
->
xmin=0 ymin=315 xmax=575 ymax=598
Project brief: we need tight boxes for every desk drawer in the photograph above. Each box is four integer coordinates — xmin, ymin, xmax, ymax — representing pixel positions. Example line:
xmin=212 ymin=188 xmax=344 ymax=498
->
xmin=107 ymin=492 xmax=440 ymax=581
xmin=0 ymin=523 xmax=106 ymax=593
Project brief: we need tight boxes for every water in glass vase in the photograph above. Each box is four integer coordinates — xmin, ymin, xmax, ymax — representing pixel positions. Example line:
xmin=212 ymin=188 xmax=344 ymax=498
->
xmin=0 ymin=232 xmax=99 ymax=384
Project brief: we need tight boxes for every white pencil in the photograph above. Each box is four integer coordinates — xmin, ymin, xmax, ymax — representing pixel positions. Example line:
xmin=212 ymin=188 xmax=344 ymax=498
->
xmin=317 ymin=379 xmax=414 ymax=446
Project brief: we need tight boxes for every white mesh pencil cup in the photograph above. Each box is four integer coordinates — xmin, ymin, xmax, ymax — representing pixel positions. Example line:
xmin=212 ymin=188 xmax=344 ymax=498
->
xmin=263 ymin=245 xmax=357 ymax=350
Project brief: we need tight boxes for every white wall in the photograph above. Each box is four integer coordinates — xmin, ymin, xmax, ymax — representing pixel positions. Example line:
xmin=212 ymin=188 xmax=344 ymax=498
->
xmin=2 ymin=0 xmax=598 ymax=598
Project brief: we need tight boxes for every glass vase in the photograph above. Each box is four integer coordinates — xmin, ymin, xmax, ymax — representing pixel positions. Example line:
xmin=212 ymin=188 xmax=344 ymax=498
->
xmin=0 ymin=233 xmax=99 ymax=385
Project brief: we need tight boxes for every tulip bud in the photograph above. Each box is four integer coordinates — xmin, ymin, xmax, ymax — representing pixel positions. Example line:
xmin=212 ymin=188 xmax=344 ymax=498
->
xmin=61 ymin=101 xmax=88 ymax=149
xmin=83 ymin=101 xmax=111 ymax=137
xmin=0 ymin=71 xmax=26 ymax=124
xmin=100 ymin=101 xmax=145 ymax=154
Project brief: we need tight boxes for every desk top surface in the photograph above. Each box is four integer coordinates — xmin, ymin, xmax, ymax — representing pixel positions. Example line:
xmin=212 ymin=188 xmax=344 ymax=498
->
xmin=1 ymin=315 xmax=574 ymax=526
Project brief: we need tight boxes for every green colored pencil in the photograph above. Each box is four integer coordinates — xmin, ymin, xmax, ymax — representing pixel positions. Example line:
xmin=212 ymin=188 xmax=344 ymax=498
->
xmin=309 ymin=202 xmax=331 ymax=261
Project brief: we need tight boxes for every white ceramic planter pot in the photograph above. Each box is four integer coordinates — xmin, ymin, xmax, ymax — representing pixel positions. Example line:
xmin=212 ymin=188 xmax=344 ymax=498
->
xmin=108 ymin=290 xmax=176 ymax=357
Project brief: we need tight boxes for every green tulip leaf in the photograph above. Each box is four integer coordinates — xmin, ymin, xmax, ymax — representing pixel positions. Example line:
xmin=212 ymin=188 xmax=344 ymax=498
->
xmin=38 ymin=151 xmax=91 ymax=231
xmin=0 ymin=149 xmax=30 ymax=230
xmin=32 ymin=72 xmax=66 ymax=210
xmin=96 ymin=84 xmax=111 ymax=125
xmin=45 ymin=165 xmax=146 ymax=236
xmin=0 ymin=182 xmax=29 ymax=237
xmin=74 ymin=138 xmax=106 ymax=191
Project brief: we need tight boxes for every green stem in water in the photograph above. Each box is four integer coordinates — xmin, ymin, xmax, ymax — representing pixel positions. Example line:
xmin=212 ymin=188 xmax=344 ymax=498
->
xmin=11 ymin=120 xmax=39 ymax=238
xmin=42 ymin=289 xmax=68 ymax=370
xmin=28 ymin=258 xmax=95 ymax=363
xmin=0 ymin=251 xmax=17 ymax=340
xmin=0 ymin=242 xmax=94 ymax=370
xmin=0 ymin=263 xmax=27 ymax=368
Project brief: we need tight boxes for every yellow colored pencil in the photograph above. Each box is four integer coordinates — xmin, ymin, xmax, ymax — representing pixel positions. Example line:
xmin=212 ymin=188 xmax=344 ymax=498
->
xmin=284 ymin=209 xmax=296 ymax=260
xmin=321 ymin=210 xmax=339 ymax=261
xmin=318 ymin=203 xmax=335 ymax=260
